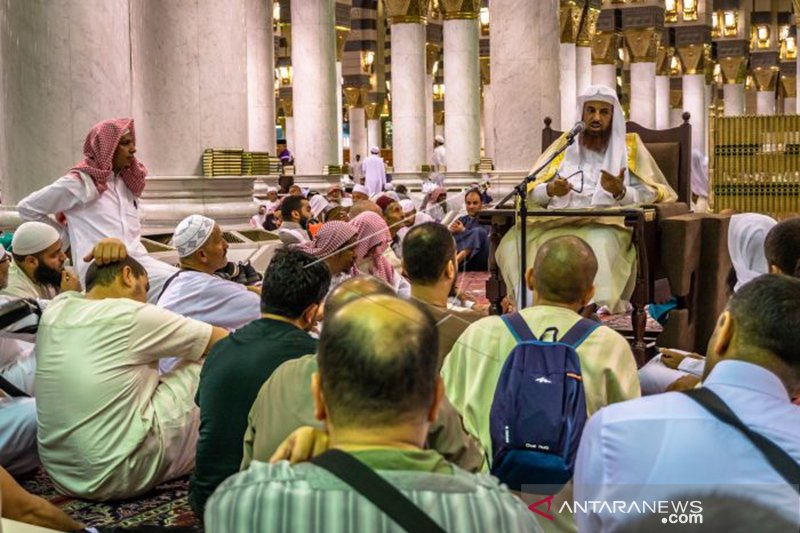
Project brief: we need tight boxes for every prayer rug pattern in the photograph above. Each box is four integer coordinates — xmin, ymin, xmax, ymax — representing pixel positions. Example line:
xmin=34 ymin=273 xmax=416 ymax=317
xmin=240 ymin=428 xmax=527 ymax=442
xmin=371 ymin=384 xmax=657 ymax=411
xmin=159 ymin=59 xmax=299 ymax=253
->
xmin=20 ymin=467 xmax=201 ymax=530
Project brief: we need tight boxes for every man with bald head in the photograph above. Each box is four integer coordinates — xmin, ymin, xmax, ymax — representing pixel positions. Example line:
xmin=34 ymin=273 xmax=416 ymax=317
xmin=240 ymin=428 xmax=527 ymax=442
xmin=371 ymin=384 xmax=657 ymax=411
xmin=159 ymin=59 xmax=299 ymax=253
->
xmin=443 ymin=235 xmax=640 ymax=531
xmin=207 ymin=293 xmax=541 ymax=533
xmin=241 ymin=275 xmax=483 ymax=472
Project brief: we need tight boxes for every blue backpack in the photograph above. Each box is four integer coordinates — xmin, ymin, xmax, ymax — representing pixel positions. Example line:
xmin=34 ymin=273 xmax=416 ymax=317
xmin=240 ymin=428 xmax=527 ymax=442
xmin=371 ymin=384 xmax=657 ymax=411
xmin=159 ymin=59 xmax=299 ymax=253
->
xmin=489 ymin=312 xmax=600 ymax=493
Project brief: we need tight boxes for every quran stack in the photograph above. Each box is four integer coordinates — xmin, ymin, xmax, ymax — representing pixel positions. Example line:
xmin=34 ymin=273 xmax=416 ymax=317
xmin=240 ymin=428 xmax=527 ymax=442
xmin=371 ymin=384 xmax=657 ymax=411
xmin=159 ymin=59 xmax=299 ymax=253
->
xmin=203 ymin=149 xmax=244 ymax=176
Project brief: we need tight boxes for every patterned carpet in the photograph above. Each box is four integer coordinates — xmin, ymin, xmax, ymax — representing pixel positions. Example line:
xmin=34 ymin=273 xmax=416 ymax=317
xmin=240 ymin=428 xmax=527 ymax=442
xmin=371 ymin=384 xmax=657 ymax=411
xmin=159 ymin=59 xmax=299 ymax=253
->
xmin=20 ymin=467 xmax=201 ymax=531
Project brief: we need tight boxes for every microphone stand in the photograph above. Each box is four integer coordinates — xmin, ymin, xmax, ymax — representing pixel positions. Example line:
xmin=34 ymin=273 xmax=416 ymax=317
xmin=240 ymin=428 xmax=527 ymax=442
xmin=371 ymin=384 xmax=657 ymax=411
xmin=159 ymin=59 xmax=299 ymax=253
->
xmin=498 ymin=133 xmax=579 ymax=309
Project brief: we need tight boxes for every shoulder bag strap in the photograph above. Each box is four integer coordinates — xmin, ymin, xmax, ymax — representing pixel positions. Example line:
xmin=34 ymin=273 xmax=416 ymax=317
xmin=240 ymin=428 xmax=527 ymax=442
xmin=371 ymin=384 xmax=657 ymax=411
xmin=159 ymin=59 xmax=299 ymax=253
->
xmin=683 ymin=387 xmax=800 ymax=494
xmin=311 ymin=449 xmax=446 ymax=533
xmin=559 ymin=318 xmax=602 ymax=348
xmin=154 ymin=270 xmax=185 ymax=304
xmin=500 ymin=312 xmax=537 ymax=342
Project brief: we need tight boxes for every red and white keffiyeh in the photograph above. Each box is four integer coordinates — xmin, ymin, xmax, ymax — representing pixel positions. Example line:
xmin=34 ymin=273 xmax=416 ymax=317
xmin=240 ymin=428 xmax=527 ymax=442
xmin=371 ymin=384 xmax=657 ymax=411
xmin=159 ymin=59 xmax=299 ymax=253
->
xmin=296 ymin=221 xmax=357 ymax=259
xmin=70 ymin=118 xmax=147 ymax=197
xmin=349 ymin=212 xmax=394 ymax=284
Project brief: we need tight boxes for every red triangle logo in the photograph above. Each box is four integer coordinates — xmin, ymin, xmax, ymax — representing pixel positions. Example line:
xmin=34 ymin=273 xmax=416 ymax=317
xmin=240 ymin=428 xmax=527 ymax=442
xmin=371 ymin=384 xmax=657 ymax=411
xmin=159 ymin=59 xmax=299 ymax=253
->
xmin=528 ymin=495 xmax=555 ymax=521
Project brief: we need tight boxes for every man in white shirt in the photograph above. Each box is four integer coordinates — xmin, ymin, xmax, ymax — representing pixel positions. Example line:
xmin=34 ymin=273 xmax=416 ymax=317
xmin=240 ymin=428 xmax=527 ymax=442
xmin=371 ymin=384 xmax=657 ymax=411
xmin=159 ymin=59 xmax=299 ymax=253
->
xmin=35 ymin=254 xmax=227 ymax=500
xmin=431 ymin=135 xmax=446 ymax=186
xmin=277 ymin=195 xmax=312 ymax=246
xmin=574 ymin=274 xmax=800 ymax=532
xmin=17 ymin=118 xmax=178 ymax=303
xmin=362 ymin=146 xmax=387 ymax=196
xmin=2 ymin=222 xmax=81 ymax=301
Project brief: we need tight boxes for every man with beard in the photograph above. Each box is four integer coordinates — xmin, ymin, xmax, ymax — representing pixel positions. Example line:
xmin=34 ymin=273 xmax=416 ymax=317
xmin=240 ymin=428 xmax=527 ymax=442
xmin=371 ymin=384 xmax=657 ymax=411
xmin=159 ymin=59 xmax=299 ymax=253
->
xmin=496 ymin=86 xmax=677 ymax=312
xmin=277 ymin=195 xmax=312 ymax=245
xmin=3 ymin=222 xmax=82 ymax=300
xmin=450 ymin=188 xmax=490 ymax=271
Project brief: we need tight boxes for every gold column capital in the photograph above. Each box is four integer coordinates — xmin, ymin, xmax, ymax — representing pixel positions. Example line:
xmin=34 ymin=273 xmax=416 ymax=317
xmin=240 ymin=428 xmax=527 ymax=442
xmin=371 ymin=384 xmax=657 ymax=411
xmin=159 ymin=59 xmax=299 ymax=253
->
xmin=279 ymin=98 xmax=293 ymax=118
xmin=343 ymin=86 xmax=369 ymax=108
xmin=560 ymin=1 xmax=583 ymax=44
xmin=592 ymin=31 xmax=620 ymax=65
xmin=434 ymin=109 xmax=445 ymax=126
xmin=385 ymin=0 xmax=430 ymax=24
xmin=335 ymin=26 xmax=350 ymax=62
xmin=753 ymin=67 xmax=779 ymax=92
xmin=576 ymin=4 xmax=601 ymax=48
xmin=623 ymin=27 xmax=661 ymax=63
xmin=780 ymin=76 xmax=797 ymax=98
xmin=365 ymin=101 xmax=381 ymax=120
xmin=655 ymin=46 xmax=672 ymax=76
xmin=718 ymin=56 xmax=747 ymax=85
xmin=425 ymin=42 xmax=441 ymax=75
xmin=677 ymin=43 xmax=711 ymax=75
xmin=439 ymin=0 xmax=479 ymax=20
xmin=669 ymin=88 xmax=682 ymax=109
xmin=480 ymin=56 xmax=490 ymax=85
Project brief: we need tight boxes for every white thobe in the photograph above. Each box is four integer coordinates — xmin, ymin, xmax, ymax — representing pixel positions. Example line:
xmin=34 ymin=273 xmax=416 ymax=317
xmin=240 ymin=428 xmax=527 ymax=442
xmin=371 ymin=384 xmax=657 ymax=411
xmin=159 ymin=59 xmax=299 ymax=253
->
xmin=0 ymin=396 xmax=38 ymax=476
xmin=362 ymin=155 xmax=386 ymax=196
xmin=277 ymin=222 xmax=310 ymax=246
xmin=1 ymin=262 xmax=58 ymax=301
xmin=432 ymin=145 xmax=446 ymax=185
xmin=17 ymin=172 xmax=178 ymax=303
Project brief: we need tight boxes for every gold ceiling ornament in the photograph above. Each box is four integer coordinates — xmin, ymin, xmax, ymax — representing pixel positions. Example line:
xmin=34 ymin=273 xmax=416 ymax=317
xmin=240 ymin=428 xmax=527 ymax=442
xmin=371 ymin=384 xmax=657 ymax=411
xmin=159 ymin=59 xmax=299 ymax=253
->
xmin=677 ymin=43 xmax=710 ymax=75
xmin=439 ymin=0 xmax=480 ymax=20
xmin=752 ymin=66 xmax=779 ymax=92
xmin=718 ymin=56 xmax=747 ymax=85
xmin=560 ymin=1 xmax=583 ymax=44
xmin=343 ymin=86 xmax=369 ymax=108
xmin=591 ymin=31 xmax=620 ymax=65
xmin=623 ymin=28 xmax=661 ymax=63
xmin=703 ymin=47 xmax=715 ymax=85
xmin=780 ymin=76 xmax=797 ymax=98
xmin=576 ymin=4 xmax=601 ymax=48
xmin=365 ymin=101 xmax=381 ymax=120
xmin=384 ymin=0 xmax=430 ymax=24
xmin=426 ymin=42 xmax=441 ymax=75
xmin=335 ymin=26 xmax=350 ymax=62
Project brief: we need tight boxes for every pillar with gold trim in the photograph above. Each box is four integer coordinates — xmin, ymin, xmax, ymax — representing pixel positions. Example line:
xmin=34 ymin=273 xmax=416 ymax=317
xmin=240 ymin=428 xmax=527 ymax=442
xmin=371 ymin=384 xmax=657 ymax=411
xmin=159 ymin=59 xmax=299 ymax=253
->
xmin=335 ymin=2 xmax=351 ymax=165
xmin=560 ymin=0 xmax=582 ymax=128
xmin=365 ymin=96 xmax=383 ymax=148
xmin=576 ymin=1 xmax=601 ymax=97
xmin=385 ymin=0 xmax=429 ymax=175
xmin=426 ymin=15 xmax=443 ymax=163
xmin=675 ymin=25 xmax=711 ymax=153
xmin=345 ymin=87 xmax=368 ymax=162
xmin=622 ymin=4 xmax=664 ymax=129
xmin=591 ymin=8 xmax=620 ymax=91
xmin=290 ymin=0 xmax=338 ymax=174
xmin=655 ymin=35 xmax=673 ymax=129
xmin=442 ymin=0 xmax=481 ymax=173
xmin=711 ymin=2 xmax=750 ymax=117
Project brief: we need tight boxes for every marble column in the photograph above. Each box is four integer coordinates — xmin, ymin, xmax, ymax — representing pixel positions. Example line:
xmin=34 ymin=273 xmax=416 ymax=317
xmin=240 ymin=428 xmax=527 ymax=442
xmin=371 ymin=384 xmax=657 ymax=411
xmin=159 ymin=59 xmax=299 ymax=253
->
xmin=483 ymin=84 xmax=495 ymax=160
xmin=348 ymin=106 xmax=367 ymax=162
xmin=288 ymin=0 xmax=338 ymax=175
xmin=670 ymin=108 xmax=684 ymax=127
xmin=682 ymin=74 xmax=705 ymax=153
xmin=285 ymin=116 xmax=296 ymax=153
xmin=723 ymin=84 xmax=745 ymax=116
xmin=131 ymin=0 xmax=248 ymax=176
xmin=655 ymin=75 xmax=670 ymax=129
xmin=0 ymin=0 xmax=131 ymax=201
xmin=797 ymin=51 xmax=800 ymax=114
xmin=560 ymin=43 xmax=578 ymax=128
xmin=591 ymin=15 xmax=619 ymax=93
xmin=592 ymin=64 xmax=616 ymax=91
xmin=386 ymin=7 xmax=428 ymax=174
xmin=491 ymin=0 xmax=560 ymax=171
xmin=246 ymin=0 xmax=276 ymax=153
xmin=630 ymin=63 xmax=656 ymax=127
xmin=367 ymin=119 xmax=382 ymax=149
xmin=443 ymin=15 xmax=481 ymax=173
xmin=756 ymin=91 xmax=776 ymax=115
xmin=576 ymin=46 xmax=592 ymax=97
xmin=426 ymin=74 xmax=435 ymax=160
xmin=336 ymin=62 xmax=344 ymax=165
xmin=785 ymin=97 xmax=797 ymax=115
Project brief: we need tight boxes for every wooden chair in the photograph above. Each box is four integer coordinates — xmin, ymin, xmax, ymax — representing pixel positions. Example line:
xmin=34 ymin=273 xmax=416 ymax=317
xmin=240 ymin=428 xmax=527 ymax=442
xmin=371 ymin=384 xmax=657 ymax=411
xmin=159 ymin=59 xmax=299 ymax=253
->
xmin=480 ymin=113 xmax=730 ymax=365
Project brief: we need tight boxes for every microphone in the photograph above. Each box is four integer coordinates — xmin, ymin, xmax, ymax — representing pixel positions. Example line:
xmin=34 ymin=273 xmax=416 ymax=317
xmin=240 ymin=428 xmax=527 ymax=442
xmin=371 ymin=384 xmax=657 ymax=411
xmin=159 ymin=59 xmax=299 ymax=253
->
xmin=566 ymin=121 xmax=586 ymax=141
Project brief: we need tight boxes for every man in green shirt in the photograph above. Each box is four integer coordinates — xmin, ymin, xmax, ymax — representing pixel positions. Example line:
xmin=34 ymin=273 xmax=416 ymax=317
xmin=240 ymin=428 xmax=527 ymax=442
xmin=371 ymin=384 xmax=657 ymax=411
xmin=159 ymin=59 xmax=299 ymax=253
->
xmin=189 ymin=248 xmax=331 ymax=517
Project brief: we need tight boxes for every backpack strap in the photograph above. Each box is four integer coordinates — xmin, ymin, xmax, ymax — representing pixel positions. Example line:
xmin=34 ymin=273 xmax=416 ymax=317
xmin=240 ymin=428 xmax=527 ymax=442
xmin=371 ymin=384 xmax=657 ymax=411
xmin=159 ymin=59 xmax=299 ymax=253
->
xmin=155 ymin=270 xmax=185 ymax=303
xmin=559 ymin=318 xmax=602 ymax=348
xmin=501 ymin=312 xmax=537 ymax=342
xmin=683 ymin=388 xmax=800 ymax=494
xmin=311 ymin=449 xmax=446 ymax=533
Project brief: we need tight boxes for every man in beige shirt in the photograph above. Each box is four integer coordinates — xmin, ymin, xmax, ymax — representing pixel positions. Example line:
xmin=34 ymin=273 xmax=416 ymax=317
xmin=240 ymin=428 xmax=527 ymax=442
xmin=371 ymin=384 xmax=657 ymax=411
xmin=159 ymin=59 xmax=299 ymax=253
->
xmin=2 ymin=221 xmax=81 ymax=300
xmin=35 ymin=254 xmax=227 ymax=500
xmin=241 ymin=275 xmax=484 ymax=472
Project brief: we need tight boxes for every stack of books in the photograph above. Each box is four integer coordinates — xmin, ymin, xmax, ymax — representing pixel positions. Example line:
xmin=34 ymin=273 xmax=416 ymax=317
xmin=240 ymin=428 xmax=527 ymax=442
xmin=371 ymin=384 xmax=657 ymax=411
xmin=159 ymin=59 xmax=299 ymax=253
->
xmin=476 ymin=157 xmax=494 ymax=172
xmin=323 ymin=165 xmax=344 ymax=175
xmin=203 ymin=149 xmax=244 ymax=176
xmin=267 ymin=156 xmax=283 ymax=175
xmin=243 ymin=152 xmax=271 ymax=175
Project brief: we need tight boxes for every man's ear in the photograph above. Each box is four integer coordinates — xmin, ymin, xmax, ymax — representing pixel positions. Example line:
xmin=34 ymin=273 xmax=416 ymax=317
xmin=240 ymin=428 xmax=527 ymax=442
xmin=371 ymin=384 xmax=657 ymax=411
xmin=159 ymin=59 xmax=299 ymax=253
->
xmin=311 ymin=372 xmax=327 ymax=422
xmin=22 ymin=255 xmax=39 ymax=269
xmin=711 ymin=311 xmax=734 ymax=359
xmin=525 ymin=267 xmax=535 ymax=291
xmin=582 ymin=284 xmax=596 ymax=307
xmin=428 ymin=377 xmax=445 ymax=423
xmin=303 ymin=303 xmax=320 ymax=327
xmin=445 ymin=257 xmax=456 ymax=281
xmin=120 ymin=265 xmax=135 ymax=288
xmin=769 ymin=264 xmax=783 ymax=275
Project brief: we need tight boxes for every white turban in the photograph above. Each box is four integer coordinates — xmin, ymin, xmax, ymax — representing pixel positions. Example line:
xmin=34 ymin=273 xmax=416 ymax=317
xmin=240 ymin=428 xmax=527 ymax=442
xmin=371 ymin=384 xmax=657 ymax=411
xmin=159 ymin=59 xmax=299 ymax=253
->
xmin=399 ymin=199 xmax=415 ymax=214
xmin=266 ymin=186 xmax=278 ymax=194
xmin=309 ymin=195 xmax=330 ymax=218
xmin=11 ymin=221 xmax=61 ymax=256
xmin=370 ymin=146 xmax=380 ymax=154
xmin=435 ymin=135 xmax=445 ymax=144
xmin=341 ymin=197 xmax=354 ymax=207
xmin=352 ymin=184 xmax=369 ymax=195
xmin=173 ymin=215 xmax=215 ymax=258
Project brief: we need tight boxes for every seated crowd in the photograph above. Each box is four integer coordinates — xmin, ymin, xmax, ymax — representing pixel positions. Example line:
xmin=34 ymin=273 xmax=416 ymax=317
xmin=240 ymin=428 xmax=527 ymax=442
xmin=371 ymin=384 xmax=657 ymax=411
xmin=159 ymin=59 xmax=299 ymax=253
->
xmin=1 ymin=119 xmax=799 ymax=533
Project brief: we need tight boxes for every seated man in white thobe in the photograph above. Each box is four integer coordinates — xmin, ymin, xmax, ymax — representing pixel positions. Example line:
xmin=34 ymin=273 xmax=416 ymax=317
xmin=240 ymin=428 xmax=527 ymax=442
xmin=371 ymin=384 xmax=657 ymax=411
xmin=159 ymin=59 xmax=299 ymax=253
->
xmin=2 ymin=222 xmax=81 ymax=301
xmin=17 ymin=118 xmax=178 ymax=303
xmin=496 ymin=86 xmax=676 ymax=313
xmin=35 ymin=255 xmax=228 ymax=500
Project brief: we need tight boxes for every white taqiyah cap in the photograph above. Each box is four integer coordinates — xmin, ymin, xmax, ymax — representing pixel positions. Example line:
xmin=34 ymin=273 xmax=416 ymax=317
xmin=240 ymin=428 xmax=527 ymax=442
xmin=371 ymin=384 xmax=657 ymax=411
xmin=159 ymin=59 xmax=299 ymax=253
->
xmin=173 ymin=214 xmax=215 ymax=258
xmin=11 ymin=221 xmax=61 ymax=256
xmin=353 ymin=184 xmax=369 ymax=195
xmin=399 ymin=199 xmax=415 ymax=214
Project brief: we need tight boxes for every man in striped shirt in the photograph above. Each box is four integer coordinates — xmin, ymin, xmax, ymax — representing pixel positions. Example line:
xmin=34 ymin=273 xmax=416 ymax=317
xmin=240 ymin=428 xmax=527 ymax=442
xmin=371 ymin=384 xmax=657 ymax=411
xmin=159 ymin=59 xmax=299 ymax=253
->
xmin=206 ymin=295 xmax=542 ymax=533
